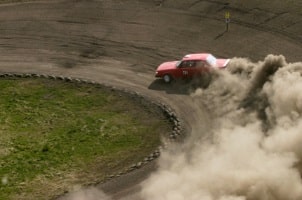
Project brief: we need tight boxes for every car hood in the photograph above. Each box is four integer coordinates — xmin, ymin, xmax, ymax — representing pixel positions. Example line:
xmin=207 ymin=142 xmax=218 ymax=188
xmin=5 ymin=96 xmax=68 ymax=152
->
xmin=156 ymin=61 xmax=178 ymax=71
xmin=216 ymin=59 xmax=230 ymax=68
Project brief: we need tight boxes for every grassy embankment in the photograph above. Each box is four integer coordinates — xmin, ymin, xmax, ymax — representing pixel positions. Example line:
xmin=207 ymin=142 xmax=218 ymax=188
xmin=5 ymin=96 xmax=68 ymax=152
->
xmin=0 ymin=77 xmax=170 ymax=200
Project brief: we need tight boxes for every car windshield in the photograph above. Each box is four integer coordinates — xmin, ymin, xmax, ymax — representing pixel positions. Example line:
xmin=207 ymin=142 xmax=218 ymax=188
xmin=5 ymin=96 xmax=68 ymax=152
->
xmin=176 ymin=61 xmax=181 ymax=67
xmin=206 ymin=54 xmax=217 ymax=66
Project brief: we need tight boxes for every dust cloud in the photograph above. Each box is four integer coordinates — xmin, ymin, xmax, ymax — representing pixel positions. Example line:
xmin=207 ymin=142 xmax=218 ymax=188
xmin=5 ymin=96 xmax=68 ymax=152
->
xmin=62 ymin=55 xmax=302 ymax=200
xmin=62 ymin=187 xmax=112 ymax=200
xmin=140 ymin=55 xmax=302 ymax=200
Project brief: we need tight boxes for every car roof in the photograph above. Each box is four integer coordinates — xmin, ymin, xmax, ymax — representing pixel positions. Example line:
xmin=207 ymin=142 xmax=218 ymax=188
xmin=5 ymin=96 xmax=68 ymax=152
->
xmin=181 ymin=53 xmax=211 ymax=61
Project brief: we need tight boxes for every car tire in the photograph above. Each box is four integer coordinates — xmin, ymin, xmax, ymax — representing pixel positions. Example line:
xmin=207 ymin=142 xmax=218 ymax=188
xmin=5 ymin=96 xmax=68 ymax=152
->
xmin=163 ymin=74 xmax=172 ymax=83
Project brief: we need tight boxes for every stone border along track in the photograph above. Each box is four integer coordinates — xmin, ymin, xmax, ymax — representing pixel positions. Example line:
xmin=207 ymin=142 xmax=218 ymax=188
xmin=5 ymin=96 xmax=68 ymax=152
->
xmin=0 ymin=72 xmax=184 ymax=184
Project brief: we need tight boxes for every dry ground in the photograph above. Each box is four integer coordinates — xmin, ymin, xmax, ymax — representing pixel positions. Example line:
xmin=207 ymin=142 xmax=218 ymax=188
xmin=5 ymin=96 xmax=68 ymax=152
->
xmin=0 ymin=0 xmax=300 ymax=199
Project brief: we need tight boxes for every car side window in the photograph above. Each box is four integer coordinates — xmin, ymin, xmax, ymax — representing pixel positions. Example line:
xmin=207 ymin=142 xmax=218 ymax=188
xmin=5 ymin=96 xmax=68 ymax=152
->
xmin=195 ymin=61 xmax=205 ymax=67
xmin=178 ymin=61 xmax=186 ymax=68
xmin=188 ymin=61 xmax=196 ymax=68
xmin=179 ymin=61 xmax=196 ymax=68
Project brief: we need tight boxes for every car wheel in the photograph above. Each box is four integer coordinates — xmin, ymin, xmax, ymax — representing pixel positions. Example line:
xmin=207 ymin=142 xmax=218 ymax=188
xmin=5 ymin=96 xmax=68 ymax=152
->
xmin=163 ymin=74 xmax=172 ymax=83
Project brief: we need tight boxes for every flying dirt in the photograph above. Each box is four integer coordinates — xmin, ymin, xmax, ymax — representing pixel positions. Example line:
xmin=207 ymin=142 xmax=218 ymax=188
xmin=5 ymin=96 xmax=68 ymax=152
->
xmin=63 ymin=55 xmax=302 ymax=200
xmin=140 ymin=55 xmax=302 ymax=200
xmin=0 ymin=0 xmax=301 ymax=199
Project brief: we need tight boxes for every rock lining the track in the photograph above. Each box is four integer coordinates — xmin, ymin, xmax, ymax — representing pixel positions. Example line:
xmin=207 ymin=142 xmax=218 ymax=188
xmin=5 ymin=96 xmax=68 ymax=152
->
xmin=0 ymin=72 xmax=184 ymax=184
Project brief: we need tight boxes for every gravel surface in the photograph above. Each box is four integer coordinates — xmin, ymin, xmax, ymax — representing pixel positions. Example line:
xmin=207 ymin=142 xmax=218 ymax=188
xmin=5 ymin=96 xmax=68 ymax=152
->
xmin=0 ymin=0 xmax=301 ymax=199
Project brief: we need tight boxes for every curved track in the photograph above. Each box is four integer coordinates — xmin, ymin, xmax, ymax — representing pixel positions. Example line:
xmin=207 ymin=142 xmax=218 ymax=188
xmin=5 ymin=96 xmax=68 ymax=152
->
xmin=0 ymin=0 xmax=301 ymax=199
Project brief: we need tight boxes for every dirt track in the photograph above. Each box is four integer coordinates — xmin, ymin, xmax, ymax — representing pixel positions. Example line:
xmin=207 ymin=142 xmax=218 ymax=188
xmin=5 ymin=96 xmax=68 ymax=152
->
xmin=0 ymin=0 xmax=301 ymax=199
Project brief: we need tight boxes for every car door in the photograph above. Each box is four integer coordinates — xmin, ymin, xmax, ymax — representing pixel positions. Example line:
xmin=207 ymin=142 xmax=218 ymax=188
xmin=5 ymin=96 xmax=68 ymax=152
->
xmin=186 ymin=60 xmax=197 ymax=77
xmin=194 ymin=60 xmax=209 ymax=76
xmin=174 ymin=61 xmax=190 ymax=79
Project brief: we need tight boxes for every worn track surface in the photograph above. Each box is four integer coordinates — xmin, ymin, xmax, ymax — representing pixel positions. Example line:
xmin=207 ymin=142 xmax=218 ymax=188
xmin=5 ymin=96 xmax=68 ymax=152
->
xmin=0 ymin=0 xmax=301 ymax=199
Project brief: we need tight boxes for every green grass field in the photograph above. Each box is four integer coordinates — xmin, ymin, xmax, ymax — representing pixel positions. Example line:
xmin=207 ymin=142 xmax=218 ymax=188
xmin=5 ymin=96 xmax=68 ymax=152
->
xmin=0 ymin=77 xmax=171 ymax=200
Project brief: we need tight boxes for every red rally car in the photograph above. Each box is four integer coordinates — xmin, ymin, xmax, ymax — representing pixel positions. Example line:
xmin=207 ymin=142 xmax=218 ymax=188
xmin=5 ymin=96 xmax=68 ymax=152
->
xmin=155 ymin=53 xmax=230 ymax=83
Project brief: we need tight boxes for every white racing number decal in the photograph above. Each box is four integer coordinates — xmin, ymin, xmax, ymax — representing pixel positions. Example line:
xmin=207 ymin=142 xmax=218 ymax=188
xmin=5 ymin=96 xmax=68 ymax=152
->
xmin=182 ymin=71 xmax=188 ymax=75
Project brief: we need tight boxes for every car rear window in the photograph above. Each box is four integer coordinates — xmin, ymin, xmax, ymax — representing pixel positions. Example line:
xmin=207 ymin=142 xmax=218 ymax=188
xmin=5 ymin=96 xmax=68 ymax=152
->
xmin=206 ymin=54 xmax=217 ymax=66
